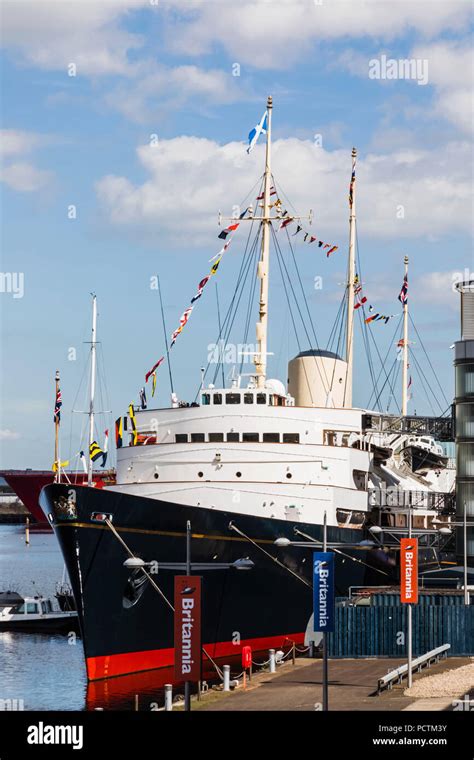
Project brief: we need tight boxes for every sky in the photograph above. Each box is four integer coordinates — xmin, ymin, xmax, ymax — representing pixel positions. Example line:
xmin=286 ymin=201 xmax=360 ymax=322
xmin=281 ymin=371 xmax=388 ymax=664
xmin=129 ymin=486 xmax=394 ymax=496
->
xmin=0 ymin=0 xmax=473 ymax=469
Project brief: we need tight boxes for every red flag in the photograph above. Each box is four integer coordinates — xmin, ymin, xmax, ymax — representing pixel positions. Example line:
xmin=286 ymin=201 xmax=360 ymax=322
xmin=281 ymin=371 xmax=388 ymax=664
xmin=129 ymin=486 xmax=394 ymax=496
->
xmin=145 ymin=356 xmax=164 ymax=383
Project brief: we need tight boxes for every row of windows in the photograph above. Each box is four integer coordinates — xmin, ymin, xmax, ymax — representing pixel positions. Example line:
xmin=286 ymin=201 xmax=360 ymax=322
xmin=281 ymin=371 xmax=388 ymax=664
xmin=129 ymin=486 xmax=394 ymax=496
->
xmin=201 ymin=392 xmax=269 ymax=406
xmin=175 ymin=432 xmax=300 ymax=444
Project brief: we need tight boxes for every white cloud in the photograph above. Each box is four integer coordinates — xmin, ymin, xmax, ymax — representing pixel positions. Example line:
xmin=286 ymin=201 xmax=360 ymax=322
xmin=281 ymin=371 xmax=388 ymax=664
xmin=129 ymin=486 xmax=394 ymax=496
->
xmin=107 ymin=63 xmax=245 ymax=123
xmin=0 ymin=129 xmax=53 ymax=192
xmin=411 ymin=41 xmax=473 ymax=135
xmin=161 ymin=0 xmax=471 ymax=69
xmin=1 ymin=0 xmax=145 ymax=75
xmin=0 ymin=429 xmax=21 ymax=441
xmin=96 ymin=135 xmax=472 ymax=244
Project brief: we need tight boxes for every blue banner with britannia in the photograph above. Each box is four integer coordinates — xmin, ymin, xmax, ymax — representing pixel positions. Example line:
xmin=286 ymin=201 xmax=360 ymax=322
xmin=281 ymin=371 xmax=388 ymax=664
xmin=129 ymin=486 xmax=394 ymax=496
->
xmin=313 ymin=552 xmax=335 ymax=632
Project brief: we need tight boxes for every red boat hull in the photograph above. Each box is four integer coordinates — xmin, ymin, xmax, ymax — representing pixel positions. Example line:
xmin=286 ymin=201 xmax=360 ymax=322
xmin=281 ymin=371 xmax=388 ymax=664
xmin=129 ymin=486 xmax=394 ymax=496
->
xmin=0 ymin=470 xmax=115 ymax=529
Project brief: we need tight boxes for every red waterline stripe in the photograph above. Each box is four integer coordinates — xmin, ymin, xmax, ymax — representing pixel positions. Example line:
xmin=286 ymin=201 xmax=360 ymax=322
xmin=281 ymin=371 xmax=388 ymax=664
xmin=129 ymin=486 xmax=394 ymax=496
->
xmin=86 ymin=631 xmax=306 ymax=681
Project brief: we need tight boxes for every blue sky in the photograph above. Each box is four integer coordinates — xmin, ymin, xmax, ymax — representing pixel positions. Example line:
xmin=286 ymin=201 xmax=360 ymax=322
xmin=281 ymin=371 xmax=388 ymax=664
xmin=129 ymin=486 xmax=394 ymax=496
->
xmin=0 ymin=0 xmax=472 ymax=469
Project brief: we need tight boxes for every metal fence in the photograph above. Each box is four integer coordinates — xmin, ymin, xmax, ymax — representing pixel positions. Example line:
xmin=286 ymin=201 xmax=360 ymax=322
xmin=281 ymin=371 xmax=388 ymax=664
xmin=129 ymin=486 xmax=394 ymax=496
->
xmin=328 ymin=605 xmax=474 ymax=657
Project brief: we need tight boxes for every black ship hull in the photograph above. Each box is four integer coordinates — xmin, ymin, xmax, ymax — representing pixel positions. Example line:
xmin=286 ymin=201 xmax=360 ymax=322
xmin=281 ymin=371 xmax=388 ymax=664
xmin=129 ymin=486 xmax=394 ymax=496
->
xmin=41 ymin=483 xmax=395 ymax=681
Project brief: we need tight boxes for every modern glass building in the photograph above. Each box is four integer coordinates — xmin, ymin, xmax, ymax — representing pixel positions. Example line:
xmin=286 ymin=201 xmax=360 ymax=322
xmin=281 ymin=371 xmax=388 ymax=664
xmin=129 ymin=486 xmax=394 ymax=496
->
xmin=454 ymin=280 xmax=474 ymax=564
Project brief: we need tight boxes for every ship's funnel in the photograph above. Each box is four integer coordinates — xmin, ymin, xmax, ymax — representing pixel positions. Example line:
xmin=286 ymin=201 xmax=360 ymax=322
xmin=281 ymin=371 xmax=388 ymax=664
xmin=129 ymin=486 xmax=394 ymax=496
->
xmin=287 ymin=350 xmax=348 ymax=408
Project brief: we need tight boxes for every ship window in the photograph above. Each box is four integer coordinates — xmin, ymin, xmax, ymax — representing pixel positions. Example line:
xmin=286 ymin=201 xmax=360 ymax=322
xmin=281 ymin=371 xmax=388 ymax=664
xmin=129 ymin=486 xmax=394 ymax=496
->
xmin=213 ymin=393 xmax=222 ymax=405
xmin=283 ymin=433 xmax=300 ymax=444
xmin=191 ymin=433 xmax=205 ymax=443
xmin=198 ymin=472 xmax=203 ymax=478
xmin=209 ymin=433 xmax=224 ymax=442
xmin=286 ymin=472 xmax=292 ymax=479
xmin=26 ymin=602 xmax=38 ymax=614
xmin=244 ymin=393 xmax=254 ymax=404
xmin=263 ymin=433 xmax=280 ymax=443
xmin=175 ymin=434 xmax=188 ymax=443
xmin=353 ymin=469 xmax=367 ymax=491
xmin=226 ymin=393 xmax=241 ymax=404
xmin=41 ymin=601 xmax=52 ymax=613
xmin=236 ymin=471 xmax=242 ymax=478
xmin=227 ymin=432 xmax=239 ymax=442
xmin=242 ymin=433 xmax=259 ymax=442
xmin=256 ymin=393 xmax=267 ymax=405
xmin=201 ymin=394 xmax=211 ymax=406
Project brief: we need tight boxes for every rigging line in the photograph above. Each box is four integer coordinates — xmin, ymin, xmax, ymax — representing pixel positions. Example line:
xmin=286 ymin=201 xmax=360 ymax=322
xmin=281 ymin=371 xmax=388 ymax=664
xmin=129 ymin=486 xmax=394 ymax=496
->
xmin=284 ymin=225 xmax=332 ymax=392
xmin=326 ymin=290 xmax=346 ymax=351
xmin=409 ymin=352 xmax=437 ymax=416
xmin=273 ymin=235 xmax=316 ymax=405
xmin=239 ymin=244 xmax=260 ymax=376
xmin=228 ymin=521 xmax=312 ymax=588
xmin=271 ymin=225 xmax=330 ymax=395
xmin=213 ymin=226 xmax=259 ymax=382
xmin=363 ymin=312 xmax=402 ymax=414
xmin=212 ymin=236 xmax=260 ymax=386
xmin=158 ymin=275 xmax=174 ymax=396
xmin=103 ymin=519 xmax=227 ymax=675
xmin=207 ymin=228 xmax=260 ymax=390
xmin=410 ymin=349 xmax=442 ymax=416
xmin=215 ymin=282 xmax=225 ymax=388
xmin=409 ymin=313 xmax=449 ymax=408
xmin=196 ymin=220 xmax=257 ymax=396
xmin=293 ymin=527 xmax=391 ymax=577
xmin=373 ymin=355 xmax=399 ymax=413
xmin=366 ymin=314 xmax=403 ymax=409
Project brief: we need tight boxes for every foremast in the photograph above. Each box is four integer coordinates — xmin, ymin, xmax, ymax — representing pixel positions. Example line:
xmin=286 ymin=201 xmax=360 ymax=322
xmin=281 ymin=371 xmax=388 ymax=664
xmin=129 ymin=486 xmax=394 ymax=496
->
xmin=255 ymin=95 xmax=273 ymax=388
xmin=88 ymin=294 xmax=97 ymax=486
xmin=401 ymin=255 xmax=409 ymax=416
xmin=344 ymin=147 xmax=357 ymax=408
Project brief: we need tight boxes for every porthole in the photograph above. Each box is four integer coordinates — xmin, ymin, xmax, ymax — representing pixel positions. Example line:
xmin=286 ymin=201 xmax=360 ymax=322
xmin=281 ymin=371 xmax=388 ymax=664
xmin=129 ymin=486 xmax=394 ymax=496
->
xmin=198 ymin=471 xmax=204 ymax=478
xmin=286 ymin=473 xmax=292 ymax=479
xmin=154 ymin=473 xmax=159 ymax=479
xmin=236 ymin=471 xmax=242 ymax=478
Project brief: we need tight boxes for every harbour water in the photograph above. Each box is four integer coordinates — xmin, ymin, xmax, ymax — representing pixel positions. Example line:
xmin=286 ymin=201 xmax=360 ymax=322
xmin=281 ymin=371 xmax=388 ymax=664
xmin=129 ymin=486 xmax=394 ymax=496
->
xmin=0 ymin=525 xmax=222 ymax=711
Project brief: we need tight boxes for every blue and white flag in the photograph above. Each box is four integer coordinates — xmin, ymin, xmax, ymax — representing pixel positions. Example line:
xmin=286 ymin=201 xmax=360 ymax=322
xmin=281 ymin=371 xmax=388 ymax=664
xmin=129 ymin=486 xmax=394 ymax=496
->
xmin=247 ymin=110 xmax=267 ymax=153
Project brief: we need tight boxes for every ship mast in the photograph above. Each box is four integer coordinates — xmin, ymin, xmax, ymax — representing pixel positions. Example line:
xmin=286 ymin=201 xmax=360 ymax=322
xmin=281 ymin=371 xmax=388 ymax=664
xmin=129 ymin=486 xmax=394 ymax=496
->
xmin=88 ymin=294 xmax=97 ymax=487
xmin=344 ymin=147 xmax=357 ymax=408
xmin=54 ymin=369 xmax=60 ymax=483
xmin=255 ymin=95 xmax=273 ymax=389
xmin=401 ymin=255 xmax=409 ymax=416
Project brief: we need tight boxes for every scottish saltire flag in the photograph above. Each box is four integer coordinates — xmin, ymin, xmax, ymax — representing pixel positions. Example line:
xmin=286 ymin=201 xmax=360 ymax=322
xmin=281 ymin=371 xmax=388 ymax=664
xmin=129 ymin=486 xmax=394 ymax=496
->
xmin=247 ymin=110 xmax=267 ymax=153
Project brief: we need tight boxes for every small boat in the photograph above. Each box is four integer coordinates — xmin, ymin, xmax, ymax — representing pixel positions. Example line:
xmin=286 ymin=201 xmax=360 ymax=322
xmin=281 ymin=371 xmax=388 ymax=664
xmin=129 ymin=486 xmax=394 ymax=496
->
xmin=0 ymin=593 xmax=79 ymax=633
xmin=397 ymin=436 xmax=449 ymax=472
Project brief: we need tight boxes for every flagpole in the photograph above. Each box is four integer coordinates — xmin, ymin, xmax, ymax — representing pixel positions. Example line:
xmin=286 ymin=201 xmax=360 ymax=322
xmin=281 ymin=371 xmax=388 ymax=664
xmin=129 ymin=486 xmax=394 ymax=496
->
xmin=88 ymin=294 xmax=97 ymax=487
xmin=215 ymin=282 xmax=225 ymax=388
xmin=158 ymin=275 xmax=174 ymax=396
xmin=54 ymin=369 xmax=60 ymax=483
xmin=255 ymin=95 xmax=272 ymax=389
xmin=345 ymin=147 xmax=357 ymax=408
xmin=402 ymin=256 xmax=409 ymax=415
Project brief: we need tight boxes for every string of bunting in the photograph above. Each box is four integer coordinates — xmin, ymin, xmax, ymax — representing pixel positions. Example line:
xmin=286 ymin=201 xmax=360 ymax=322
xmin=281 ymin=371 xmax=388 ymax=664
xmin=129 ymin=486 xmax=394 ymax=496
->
xmin=269 ymin=194 xmax=338 ymax=256
xmin=353 ymin=274 xmax=399 ymax=324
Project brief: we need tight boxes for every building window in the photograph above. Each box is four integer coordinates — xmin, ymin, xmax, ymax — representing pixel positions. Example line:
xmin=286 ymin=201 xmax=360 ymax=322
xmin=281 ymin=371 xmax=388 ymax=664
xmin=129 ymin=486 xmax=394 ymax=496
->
xmin=201 ymin=393 xmax=211 ymax=406
xmin=242 ymin=433 xmax=259 ymax=442
xmin=226 ymin=432 xmax=239 ymax=442
xmin=256 ymin=393 xmax=267 ymax=405
xmin=283 ymin=433 xmax=300 ymax=444
xmin=214 ymin=393 xmax=222 ymax=405
xmin=263 ymin=433 xmax=280 ymax=443
xmin=209 ymin=432 xmax=224 ymax=442
xmin=244 ymin=393 xmax=254 ymax=404
xmin=456 ymin=364 xmax=474 ymax=397
xmin=226 ymin=393 xmax=241 ymax=404
xmin=191 ymin=433 xmax=205 ymax=442
xmin=175 ymin=434 xmax=188 ymax=443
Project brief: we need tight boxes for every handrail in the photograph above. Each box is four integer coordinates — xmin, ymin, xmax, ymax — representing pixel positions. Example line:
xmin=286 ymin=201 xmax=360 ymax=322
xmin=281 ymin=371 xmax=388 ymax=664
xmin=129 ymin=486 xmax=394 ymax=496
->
xmin=377 ymin=644 xmax=450 ymax=694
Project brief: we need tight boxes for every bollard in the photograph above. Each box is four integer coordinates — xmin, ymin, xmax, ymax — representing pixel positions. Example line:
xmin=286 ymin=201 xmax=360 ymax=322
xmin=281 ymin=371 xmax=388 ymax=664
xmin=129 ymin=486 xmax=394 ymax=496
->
xmin=309 ymin=641 xmax=314 ymax=659
xmin=292 ymin=642 xmax=296 ymax=666
xmin=25 ymin=517 xmax=30 ymax=546
xmin=134 ymin=694 xmax=139 ymax=711
xmin=223 ymin=665 xmax=231 ymax=692
xmin=164 ymin=684 xmax=173 ymax=711
xmin=269 ymin=649 xmax=276 ymax=673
